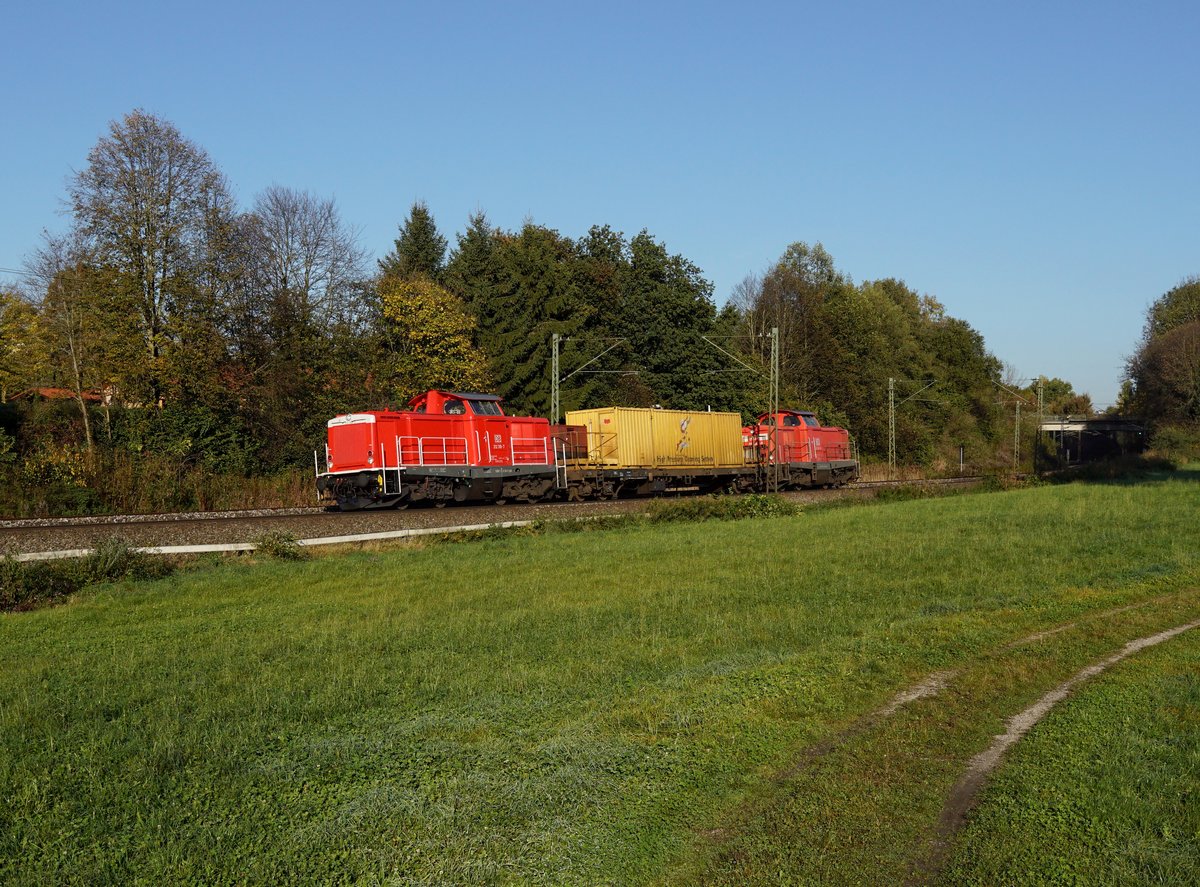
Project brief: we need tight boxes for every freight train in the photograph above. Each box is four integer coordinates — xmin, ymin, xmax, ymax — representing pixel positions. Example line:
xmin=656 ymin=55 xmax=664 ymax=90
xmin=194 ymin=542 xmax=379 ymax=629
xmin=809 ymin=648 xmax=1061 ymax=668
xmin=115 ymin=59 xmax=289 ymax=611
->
xmin=315 ymin=389 xmax=858 ymax=510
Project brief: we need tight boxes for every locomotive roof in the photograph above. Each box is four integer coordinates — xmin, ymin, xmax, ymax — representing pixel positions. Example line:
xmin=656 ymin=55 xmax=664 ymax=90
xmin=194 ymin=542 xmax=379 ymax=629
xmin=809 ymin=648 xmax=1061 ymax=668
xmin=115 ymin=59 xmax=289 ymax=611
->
xmin=405 ymin=390 xmax=505 ymax=407
xmin=410 ymin=390 xmax=502 ymax=401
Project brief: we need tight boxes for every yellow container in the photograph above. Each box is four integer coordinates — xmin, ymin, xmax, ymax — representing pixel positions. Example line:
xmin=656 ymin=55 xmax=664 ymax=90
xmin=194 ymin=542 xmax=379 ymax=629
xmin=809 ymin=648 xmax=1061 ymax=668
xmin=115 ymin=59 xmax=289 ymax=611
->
xmin=566 ymin=407 xmax=745 ymax=469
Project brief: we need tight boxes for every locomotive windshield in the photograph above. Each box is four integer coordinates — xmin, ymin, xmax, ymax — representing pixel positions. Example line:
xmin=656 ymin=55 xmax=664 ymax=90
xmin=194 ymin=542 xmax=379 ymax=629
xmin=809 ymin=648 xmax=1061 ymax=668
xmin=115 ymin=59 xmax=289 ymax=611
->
xmin=468 ymin=399 xmax=504 ymax=416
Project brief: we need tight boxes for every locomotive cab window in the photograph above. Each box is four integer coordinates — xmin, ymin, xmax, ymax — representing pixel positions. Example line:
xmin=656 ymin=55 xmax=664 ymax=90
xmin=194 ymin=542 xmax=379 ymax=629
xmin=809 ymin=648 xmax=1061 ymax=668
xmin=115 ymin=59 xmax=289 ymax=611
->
xmin=468 ymin=399 xmax=503 ymax=416
xmin=802 ymin=414 xmax=819 ymax=428
xmin=445 ymin=399 xmax=466 ymax=415
xmin=783 ymin=415 xmax=801 ymax=427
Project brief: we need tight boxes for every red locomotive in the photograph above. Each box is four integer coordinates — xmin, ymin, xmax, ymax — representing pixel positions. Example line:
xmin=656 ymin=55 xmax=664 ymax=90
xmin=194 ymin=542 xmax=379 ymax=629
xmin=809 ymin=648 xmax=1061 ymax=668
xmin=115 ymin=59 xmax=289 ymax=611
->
xmin=316 ymin=390 xmax=562 ymax=509
xmin=744 ymin=409 xmax=859 ymax=488
xmin=316 ymin=390 xmax=858 ymax=510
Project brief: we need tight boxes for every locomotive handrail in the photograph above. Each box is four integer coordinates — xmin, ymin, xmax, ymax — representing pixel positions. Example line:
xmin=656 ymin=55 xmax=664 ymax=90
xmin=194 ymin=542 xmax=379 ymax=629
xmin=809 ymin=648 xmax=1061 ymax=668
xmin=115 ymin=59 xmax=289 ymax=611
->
xmin=553 ymin=438 xmax=567 ymax=488
xmin=396 ymin=435 xmax=469 ymax=466
xmin=511 ymin=436 xmax=554 ymax=465
xmin=380 ymin=433 xmax=391 ymax=495
xmin=751 ymin=435 xmax=853 ymax=466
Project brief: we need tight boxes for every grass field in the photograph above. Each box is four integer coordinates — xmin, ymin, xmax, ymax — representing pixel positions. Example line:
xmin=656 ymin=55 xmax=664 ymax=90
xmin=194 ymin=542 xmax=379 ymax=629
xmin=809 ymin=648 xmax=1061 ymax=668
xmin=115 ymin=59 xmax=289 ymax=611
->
xmin=2 ymin=469 xmax=1198 ymax=884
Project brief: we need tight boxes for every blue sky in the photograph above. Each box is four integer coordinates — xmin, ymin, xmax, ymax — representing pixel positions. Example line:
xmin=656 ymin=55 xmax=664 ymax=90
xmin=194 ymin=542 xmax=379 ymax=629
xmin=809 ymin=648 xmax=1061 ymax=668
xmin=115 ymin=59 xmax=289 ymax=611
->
xmin=3 ymin=1 xmax=1197 ymax=406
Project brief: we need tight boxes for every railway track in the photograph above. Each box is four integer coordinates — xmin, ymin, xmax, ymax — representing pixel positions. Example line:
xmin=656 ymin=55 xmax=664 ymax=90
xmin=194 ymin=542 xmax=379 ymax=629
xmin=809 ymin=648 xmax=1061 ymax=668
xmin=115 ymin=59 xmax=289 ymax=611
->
xmin=1 ymin=476 xmax=987 ymax=558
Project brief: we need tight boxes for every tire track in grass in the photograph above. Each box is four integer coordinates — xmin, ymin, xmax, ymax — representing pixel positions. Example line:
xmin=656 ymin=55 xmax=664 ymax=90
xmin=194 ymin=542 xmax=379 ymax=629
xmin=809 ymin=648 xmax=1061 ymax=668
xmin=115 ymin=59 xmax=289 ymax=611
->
xmin=773 ymin=596 xmax=1175 ymax=789
xmin=693 ymin=595 xmax=1192 ymax=867
xmin=774 ymin=669 xmax=958 ymax=782
xmin=910 ymin=616 xmax=1200 ymax=884
xmin=1005 ymin=599 xmax=1155 ymax=650
xmin=698 ymin=669 xmax=958 ymax=845
xmin=711 ymin=596 xmax=1167 ymax=829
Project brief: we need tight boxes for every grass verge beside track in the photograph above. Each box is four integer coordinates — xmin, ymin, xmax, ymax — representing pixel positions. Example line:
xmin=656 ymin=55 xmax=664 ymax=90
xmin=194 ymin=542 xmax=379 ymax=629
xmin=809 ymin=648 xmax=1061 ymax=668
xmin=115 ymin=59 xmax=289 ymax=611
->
xmin=1 ymin=468 xmax=1198 ymax=884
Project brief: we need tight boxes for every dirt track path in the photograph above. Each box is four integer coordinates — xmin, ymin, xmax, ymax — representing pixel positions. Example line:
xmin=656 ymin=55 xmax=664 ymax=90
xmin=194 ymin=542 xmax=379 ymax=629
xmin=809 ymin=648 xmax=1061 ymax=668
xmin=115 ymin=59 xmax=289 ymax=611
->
xmin=690 ymin=593 xmax=1200 ymax=885
xmin=908 ymin=616 xmax=1200 ymax=883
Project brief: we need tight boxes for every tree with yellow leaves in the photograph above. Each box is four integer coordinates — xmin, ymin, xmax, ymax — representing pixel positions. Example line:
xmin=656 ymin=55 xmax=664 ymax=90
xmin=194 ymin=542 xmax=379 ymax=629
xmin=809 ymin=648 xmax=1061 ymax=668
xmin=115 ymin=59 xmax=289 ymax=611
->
xmin=378 ymin=277 xmax=491 ymax=403
xmin=0 ymin=287 xmax=43 ymax=404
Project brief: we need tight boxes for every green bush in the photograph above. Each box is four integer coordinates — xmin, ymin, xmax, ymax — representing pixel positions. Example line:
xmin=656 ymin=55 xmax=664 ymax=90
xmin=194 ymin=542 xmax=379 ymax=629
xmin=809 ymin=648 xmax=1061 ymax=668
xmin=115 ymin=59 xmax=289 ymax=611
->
xmin=0 ymin=558 xmax=80 ymax=611
xmin=81 ymin=538 xmax=174 ymax=582
xmin=0 ymin=539 xmax=174 ymax=612
xmin=647 ymin=493 xmax=800 ymax=523
xmin=1150 ymin=424 xmax=1200 ymax=463
xmin=0 ymin=428 xmax=15 ymax=464
xmin=253 ymin=531 xmax=309 ymax=560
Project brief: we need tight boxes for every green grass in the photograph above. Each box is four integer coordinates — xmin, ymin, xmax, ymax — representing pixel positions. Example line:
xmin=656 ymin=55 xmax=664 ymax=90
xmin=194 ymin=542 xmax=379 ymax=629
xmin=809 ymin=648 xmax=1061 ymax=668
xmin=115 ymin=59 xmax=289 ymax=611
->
xmin=1 ymin=471 xmax=1199 ymax=884
xmin=939 ymin=628 xmax=1200 ymax=886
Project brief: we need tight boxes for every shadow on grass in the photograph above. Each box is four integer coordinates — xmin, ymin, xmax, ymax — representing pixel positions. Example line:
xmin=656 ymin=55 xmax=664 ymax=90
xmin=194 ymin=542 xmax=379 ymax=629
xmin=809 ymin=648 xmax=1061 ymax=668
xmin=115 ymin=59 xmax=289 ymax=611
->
xmin=1040 ymin=455 xmax=1194 ymax=486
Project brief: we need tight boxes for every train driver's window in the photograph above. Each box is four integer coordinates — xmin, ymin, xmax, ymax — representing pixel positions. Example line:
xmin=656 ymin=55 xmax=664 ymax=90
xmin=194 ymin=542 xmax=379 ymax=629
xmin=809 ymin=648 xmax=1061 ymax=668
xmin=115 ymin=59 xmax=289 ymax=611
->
xmin=445 ymin=399 xmax=466 ymax=415
xmin=468 ymin=399 xmax=503 ymax=416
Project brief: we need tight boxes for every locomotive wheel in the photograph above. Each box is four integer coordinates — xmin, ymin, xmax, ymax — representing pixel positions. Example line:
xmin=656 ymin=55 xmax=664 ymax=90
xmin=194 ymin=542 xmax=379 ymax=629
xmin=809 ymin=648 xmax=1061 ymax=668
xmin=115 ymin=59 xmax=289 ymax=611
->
xmin=494 ymin=498 xmax=507 ymax=506
xmin=434 ymin=501 xmax=447 ymax=509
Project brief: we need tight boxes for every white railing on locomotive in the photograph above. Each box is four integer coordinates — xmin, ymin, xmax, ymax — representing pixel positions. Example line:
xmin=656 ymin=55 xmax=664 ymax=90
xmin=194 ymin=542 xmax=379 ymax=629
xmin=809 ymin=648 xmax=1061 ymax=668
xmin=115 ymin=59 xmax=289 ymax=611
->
xmin=552 ymin=438 xmax=567 ymax=488
xmin=378 ymin=436 xmax=398 ymax=496
xmin=314 ymin=444 xmax=331 ymax=476
xmin=511 ymin=436 xmax=554 ymax=465
xmin=396 ymin=435 xmax=469 ymax=466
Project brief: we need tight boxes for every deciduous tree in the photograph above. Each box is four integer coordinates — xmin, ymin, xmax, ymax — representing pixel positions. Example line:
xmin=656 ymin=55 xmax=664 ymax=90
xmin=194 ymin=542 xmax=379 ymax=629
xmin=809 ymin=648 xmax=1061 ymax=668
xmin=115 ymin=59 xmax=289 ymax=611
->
xmin=68 ymin=109 xmax=236 ymax=404
xmin=378 ymin=277 xmax=490 ymax=402
xmin=0 ymin=288 xmax=42 ymax=403
xmin=24 ymin=235 xmax=136 ymax=450
xmin=1130 ymin=321 xmax=1200 ymax=424
xmin=1144 ymin=276 xmax=1200 ymax=340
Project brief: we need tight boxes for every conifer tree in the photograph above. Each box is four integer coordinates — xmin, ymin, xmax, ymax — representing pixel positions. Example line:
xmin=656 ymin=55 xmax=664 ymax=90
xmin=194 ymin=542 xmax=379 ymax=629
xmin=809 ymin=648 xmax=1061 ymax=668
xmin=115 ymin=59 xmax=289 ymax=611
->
xmin=379 ymin=201 xmax=448 ymax=282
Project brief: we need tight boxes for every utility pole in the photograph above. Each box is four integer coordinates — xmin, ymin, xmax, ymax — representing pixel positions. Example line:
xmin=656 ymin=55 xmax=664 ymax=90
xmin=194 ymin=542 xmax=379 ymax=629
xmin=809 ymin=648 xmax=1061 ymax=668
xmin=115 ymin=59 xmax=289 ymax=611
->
xmin=1035 ymin=378 xmax=1044 ymax=472
xmin=769 ymin=326 xmax=780 ymax=492
xmin=1014 ymin=400 xmax=1021 ymax=470
xmin=887 ymin=377 xmax=938 ymax=480
xmin=551 ymin=333 xmax=561 ymax=424
xmin=888 ymin=377 xmax=896 ymax=480
xmin=550 ymin=334 xmax=630 ymax=424
xmin=700 ymin=327 xmax=782 ymax=491
xmin=993 ymin=380 xmax=1034 ymax=475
